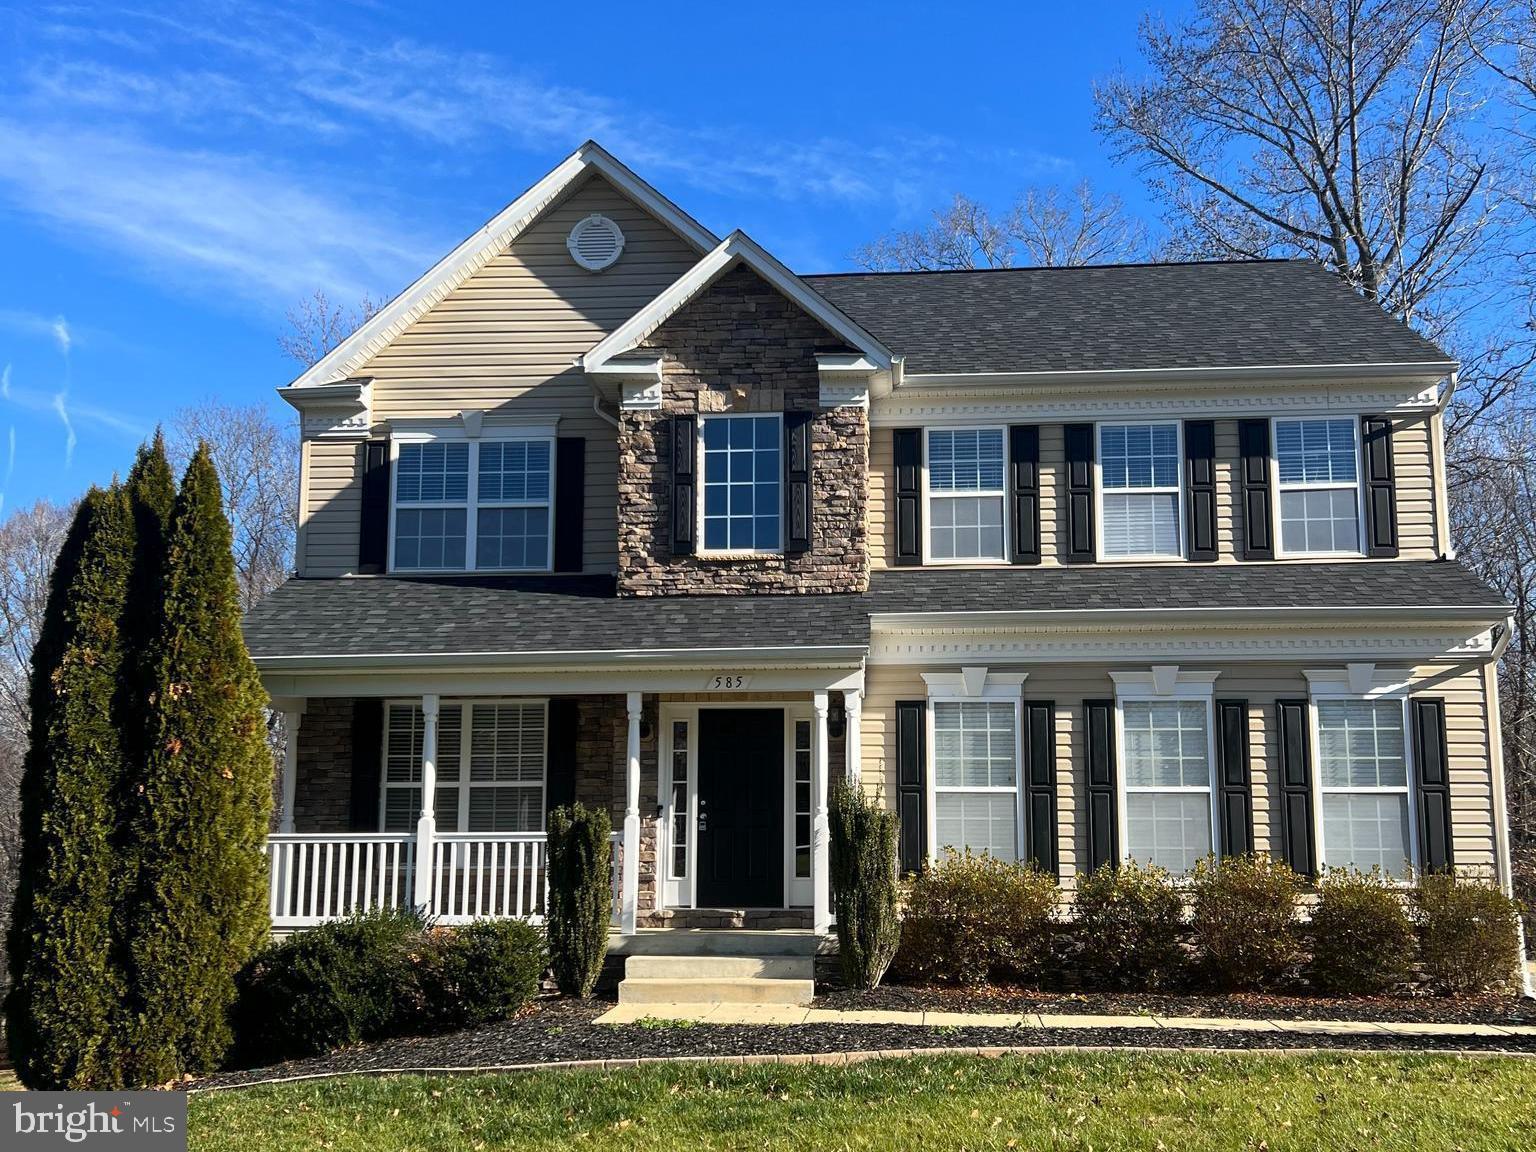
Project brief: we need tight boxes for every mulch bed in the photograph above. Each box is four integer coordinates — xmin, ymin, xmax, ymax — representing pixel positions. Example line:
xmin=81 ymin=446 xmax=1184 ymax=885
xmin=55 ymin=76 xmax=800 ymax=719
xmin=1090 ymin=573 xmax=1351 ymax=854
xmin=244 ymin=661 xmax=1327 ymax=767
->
xmin=191 ymin=995 xmax=1536 ymax=1091
xmin=814 ymin=980 xmax=1536 ymax=1025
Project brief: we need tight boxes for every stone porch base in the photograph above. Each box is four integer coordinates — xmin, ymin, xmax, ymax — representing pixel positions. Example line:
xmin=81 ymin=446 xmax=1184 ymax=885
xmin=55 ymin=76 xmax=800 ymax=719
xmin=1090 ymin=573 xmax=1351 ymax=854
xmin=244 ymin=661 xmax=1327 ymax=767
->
xmin=638 ymin=908 xmax=814 ymax=931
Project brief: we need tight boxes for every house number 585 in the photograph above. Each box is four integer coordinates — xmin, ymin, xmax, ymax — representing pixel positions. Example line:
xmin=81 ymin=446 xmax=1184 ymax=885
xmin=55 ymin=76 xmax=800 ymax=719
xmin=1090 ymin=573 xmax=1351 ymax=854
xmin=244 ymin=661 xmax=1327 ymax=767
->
xmin=707 ymin=675 xmax=749 ymax=690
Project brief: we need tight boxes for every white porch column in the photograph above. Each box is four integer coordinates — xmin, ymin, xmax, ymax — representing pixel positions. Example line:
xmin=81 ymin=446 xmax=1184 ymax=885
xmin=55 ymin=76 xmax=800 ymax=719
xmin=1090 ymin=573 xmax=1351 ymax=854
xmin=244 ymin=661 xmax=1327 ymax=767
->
xmin=621 ymin=691 xmax=643 ymax=936
xmin=275 ymin=700 xmax=306 ymax=833
xmin=412 ymin=693 xmax=440 ymax=912
xmin=812 ymin=690 xmax=831 ymax=935
xmin=842 ymin=689 xmax=862 ymax=788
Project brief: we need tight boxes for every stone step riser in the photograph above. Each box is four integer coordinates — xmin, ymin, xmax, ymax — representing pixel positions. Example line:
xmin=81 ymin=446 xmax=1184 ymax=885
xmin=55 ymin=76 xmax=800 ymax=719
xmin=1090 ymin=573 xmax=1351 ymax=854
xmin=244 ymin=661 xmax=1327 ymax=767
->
xmin=616 ymin=978 xmax=816 ymax=1006
xmin=624 ymin=956 xmax=813 ymax=980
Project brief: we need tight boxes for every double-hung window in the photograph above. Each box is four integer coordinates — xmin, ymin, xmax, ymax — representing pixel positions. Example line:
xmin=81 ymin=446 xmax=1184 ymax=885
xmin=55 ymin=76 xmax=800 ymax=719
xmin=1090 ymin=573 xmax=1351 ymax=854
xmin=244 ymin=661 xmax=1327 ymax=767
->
xmin=1315 ymin=698 xmax=1412 ymax=875
xmin=931 ymin=699 xmax=1019 ymax=858
xmin=1274 ymin=418 xmax=1361 ymax=555
xmin=926 ymin=427 xmax=1006 ymax=562
xmin=392 ymin=434 xmax=553 ymax=571
xmin=1119 ymin=699 xmax=1214 ymax=874
xmin=701 ymin=414 xmax=781 ymax=553
xmin=1099 ymin=423 xmax=1182 ymax=559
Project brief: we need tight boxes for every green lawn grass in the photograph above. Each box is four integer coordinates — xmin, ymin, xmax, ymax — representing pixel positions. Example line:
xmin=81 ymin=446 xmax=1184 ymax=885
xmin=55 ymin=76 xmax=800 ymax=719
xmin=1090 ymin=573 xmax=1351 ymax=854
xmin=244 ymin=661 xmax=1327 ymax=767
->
xmin=190 ymin=1051 xmax=1536 ymax=1151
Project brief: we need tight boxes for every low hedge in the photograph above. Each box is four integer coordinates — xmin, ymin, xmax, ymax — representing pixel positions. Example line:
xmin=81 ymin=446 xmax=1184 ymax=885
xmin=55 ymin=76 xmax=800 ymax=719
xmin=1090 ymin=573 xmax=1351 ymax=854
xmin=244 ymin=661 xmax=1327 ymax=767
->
xmin=1188 ymin=854 xmax=1305 ymax=991
xmin=1306 ymin=868 xmax=1415 ymax=996
xmin=1072 ymin=861 xmax=1186 ymax=991
xmin=1414 ymin=873 xmax=1522 ymax=995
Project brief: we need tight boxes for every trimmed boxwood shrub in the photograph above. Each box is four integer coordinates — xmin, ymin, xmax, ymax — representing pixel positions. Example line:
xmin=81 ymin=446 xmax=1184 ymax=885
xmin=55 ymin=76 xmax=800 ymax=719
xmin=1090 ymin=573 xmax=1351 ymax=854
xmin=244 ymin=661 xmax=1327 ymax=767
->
xmin=1188 ymin=854 xmax=1304 ymax=991
xmin=417 ymin=919 xmax=546 ymax=1030
xmin=546 ymin=803 xmax=612 ymax=998
xmin=829 ymin=779 xmax=902 ymax=990
xmin=893 ymin=850 xmax=1057 ymax=986
xmin=1413 ymin=873 xmax=1522 ymax=995
xmin=1072 ymin=861 xmax=1186 ymax=991
xmin=1306 ymin=868 xmax=1415 ymax=996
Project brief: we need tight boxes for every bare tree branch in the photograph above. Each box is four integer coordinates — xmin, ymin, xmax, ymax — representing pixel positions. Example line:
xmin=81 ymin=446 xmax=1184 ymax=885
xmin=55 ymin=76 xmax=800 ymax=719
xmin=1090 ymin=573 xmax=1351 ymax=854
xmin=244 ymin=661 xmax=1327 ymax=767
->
xmin=277 ymin=289 xmax=382 ymax=368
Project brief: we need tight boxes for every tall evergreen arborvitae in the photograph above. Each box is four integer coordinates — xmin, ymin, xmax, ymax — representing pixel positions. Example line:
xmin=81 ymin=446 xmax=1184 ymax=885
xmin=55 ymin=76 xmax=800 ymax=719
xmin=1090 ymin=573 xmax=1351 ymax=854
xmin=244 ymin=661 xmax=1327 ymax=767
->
xmin=5 ymin=487 xmax=136 ymax=1089
xmin=126 ymin=445 xmax=273 ymax=1083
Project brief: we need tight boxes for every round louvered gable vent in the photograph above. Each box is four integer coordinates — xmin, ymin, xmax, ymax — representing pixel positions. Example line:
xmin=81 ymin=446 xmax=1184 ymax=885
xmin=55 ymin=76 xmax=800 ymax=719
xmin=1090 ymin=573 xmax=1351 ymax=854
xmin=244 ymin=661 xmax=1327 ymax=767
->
xmin=567 ymin=214 xmax=625 ymax=271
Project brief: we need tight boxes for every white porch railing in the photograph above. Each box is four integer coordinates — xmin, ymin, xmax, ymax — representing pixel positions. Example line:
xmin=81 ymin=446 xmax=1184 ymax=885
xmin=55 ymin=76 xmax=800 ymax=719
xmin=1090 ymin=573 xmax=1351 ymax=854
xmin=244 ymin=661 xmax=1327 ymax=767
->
xmin=265 ymin=830 xmax=624 ymax=930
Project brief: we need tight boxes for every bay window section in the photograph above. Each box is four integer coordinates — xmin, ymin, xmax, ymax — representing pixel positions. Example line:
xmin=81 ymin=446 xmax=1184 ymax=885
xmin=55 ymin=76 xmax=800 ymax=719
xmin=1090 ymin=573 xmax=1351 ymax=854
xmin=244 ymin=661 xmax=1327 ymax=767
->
xmin=1099 ymin=423 xmax=1182 ymax=559
xmin=932 ymin=700 xmax=1018 ymax=858
xmin=391 ymin=435 xmax=553 ymax=572
xmin=1315 ymin=699 xmax=1412 ymax=875
xmin=927 ymin=427 xmax=1006 ymax=561
xmin=701 ymin=414 xmax=782 ymax=553
xmin=1274 ymin=418 xmax=1361 ymax=555
xmin=1120 ymin=699 xmax=1214 ymax=874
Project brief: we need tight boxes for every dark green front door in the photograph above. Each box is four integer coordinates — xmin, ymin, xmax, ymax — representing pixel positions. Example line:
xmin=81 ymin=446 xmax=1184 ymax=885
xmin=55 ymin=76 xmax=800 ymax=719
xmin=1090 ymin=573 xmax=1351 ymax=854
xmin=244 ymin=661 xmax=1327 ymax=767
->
xmin=697 ymin=708 xmax=783 ymax=908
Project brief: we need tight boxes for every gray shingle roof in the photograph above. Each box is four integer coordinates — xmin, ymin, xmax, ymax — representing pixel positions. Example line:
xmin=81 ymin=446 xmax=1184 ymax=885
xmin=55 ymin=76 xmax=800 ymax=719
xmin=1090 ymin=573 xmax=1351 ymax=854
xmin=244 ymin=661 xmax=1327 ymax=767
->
xmin=242 ymin=575 xmax=871 ymax=661
xmin=805 ymin=260 xmax=1451 ymax=377
xmin=866 ymin=561 xmax=1508 ymax=616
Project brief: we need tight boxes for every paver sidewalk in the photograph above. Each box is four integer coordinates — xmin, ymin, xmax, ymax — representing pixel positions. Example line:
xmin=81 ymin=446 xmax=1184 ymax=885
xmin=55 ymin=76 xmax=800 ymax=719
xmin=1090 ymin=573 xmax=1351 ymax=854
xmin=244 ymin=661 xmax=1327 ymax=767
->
xmin=594 ymin=1003 xmax=1536 ymax=1038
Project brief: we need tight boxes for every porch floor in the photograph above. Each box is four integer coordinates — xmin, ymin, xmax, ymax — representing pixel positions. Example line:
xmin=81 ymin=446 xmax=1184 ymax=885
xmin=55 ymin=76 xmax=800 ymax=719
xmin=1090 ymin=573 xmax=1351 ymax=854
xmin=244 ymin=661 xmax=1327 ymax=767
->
xmin=608 ymin=928 xmax=829 ymax=957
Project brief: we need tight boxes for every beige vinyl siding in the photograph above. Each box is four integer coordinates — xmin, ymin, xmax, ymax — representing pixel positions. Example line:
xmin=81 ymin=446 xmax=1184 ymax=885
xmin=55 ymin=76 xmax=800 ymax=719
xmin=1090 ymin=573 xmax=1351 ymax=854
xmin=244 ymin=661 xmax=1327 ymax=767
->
xmin=861 ymin=658 xmax=1498 ymax=883
xmin=301 ymin=439 xmax=364 ymax=577
xmin=1390 ymin=414 xmax=1438 ymax=559
xmin=868 ymin=426 xmax=893 ymax=567
xmin=297 ymin=173 xmax=700 ymax=577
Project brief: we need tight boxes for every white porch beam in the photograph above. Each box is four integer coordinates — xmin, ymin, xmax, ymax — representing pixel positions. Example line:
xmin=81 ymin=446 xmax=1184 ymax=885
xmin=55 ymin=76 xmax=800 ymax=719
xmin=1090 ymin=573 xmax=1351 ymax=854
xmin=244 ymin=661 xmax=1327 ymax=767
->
xmin=621 ymin=691 xmax=643 ymax=936
xmin=277 ymin=702 xmax=306 ymax=833
xmin=412 ymin=693 xmax=439 ymax=911
xmin=842 ymin=689 xmax=862 ymax=787
xmin=812 ymin=690 xmax=831 ymax=936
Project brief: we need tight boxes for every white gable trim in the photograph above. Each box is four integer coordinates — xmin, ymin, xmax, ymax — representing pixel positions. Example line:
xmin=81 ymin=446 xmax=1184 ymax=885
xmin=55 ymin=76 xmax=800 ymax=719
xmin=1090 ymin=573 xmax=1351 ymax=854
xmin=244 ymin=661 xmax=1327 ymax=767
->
xmin=583 ymin=231 xmax=895 ymax=375
xmin=283 ymin=141 xmax=718 ymax=392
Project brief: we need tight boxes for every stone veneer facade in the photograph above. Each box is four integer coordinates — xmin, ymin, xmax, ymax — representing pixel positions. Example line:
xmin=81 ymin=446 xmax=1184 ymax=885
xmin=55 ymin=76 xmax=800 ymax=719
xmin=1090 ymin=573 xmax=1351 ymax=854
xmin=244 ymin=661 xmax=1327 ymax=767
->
xmin=616 ymin=264 xmax=869 ymax=596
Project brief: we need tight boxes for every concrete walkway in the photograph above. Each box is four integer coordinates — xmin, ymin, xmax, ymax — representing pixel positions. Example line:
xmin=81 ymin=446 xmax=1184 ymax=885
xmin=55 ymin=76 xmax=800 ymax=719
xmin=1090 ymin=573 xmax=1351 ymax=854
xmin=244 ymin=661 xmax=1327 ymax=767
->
xmin=594 ymin=1003 xmax=1536 ymax=1038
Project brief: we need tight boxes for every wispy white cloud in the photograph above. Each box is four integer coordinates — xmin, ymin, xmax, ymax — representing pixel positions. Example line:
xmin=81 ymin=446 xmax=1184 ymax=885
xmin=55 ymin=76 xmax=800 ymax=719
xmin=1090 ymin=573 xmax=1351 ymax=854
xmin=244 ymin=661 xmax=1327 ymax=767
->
xmin=52 ymin=392 xmax=76 ymax=468
xmin=0 ymin=364 xmax=10 ymax=400
xmin=51 ymin=316 xmax=71 ymax=356
xmin=0 ymin=369 xmax=146 ymax=440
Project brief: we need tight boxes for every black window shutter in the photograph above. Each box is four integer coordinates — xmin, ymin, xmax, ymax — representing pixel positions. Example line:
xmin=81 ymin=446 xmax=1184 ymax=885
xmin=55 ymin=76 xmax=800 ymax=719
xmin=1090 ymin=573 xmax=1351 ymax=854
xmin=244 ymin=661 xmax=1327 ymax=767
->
xmin=785 ymin=410 xmax=812 ymax=554
xmin=893 ymin=428 xmax=923 ymax=565
xmin=1009 ymin=425 xmax=1041 ymax=565
xmin=671 ymin=416 xmax=696 ymax=555
xmin=1276 ymin=699 xmax=1316 ymax=878
xmin=358 ymin=440 xmax=391 ymax=573
xmin=1023 ymin=701 xmax=1057 ymax=874
xmin=896 ymin=700 xmax=927 ymax=872
xmin=1185 ymin=420 xmax=1218 ymax=562
xmin=1362 ymin=416 xmax=1400 ymax=558
xmin=349 ymin=698 xmax=384 ymax=832
xmin=545 ymin=698 xmax=578 ymax=816
xmin=1215 ymin=699 xmax=1253 ymax=856
xmin=554 ymin=437 xmax=586 ymax=572
xmin=1064 ymin=423 xmax=1096 ymax=563
xmin=1238 ymin=419 xmax=1274 ymax=560
xmin=1084 ymin=699 xmax=1117 ymax=870
xmin=1410 ymin=697 xmax=1455 ymax=873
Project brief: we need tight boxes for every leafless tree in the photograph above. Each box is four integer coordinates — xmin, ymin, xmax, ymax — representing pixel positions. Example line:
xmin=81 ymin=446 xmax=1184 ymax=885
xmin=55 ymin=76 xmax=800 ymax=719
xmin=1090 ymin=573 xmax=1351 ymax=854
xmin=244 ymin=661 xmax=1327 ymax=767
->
xmin=170 ymin=401 xmax=299 ymax=611
xmin=277 ymin=289 xmax=381 ymax=368
xmin=855 ymin=183 xmax=1146 ymax=271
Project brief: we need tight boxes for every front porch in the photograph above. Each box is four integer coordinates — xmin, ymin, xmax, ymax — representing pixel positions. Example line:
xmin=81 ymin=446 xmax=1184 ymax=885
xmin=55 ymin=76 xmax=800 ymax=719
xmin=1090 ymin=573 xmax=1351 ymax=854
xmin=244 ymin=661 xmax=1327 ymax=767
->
xmin=265 ymin=684 xmax=859 ymax=936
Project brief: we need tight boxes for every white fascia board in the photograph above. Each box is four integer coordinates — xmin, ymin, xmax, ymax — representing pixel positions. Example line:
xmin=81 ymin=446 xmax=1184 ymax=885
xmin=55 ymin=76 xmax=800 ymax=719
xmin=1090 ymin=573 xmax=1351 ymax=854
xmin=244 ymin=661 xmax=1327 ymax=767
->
xmin=586 ymin=357 xmax=664 ymax=382
xmin=900 ymin=361 xmax=1458 ymax=389
xmin=584 ymin=232 xmax=895 ymax=373
xmin=286 ymin=141 xmax=719 ymax=391
xmin=250 ymin=643 xmax=870 ymax=674
xmin=868 ymin=603 xmax=1512 ymax=631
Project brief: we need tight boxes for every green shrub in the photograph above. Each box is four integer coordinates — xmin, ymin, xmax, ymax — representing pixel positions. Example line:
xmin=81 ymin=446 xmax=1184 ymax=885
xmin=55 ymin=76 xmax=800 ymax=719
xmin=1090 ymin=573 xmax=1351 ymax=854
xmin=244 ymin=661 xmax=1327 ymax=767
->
xmin=1413 ymin=873 xmax=1522 ymax=995
xmin=418 ymin=920 xmax=545 ymax=1030
xmin=892 ymin=851 xmax=1057 ymax=986
xmin=829 ymin=780 xmax=902 ymax=990
xmin=232 ymin=908 xmax=424 ymax=1066
xmin=1306 ymin=868 xmax=1415 ymax=996
xmin=1188 ymin=854 xmax=1304 ymax=991
xmin=1072 ymin=861 xmax=1186 ymax=991
xmin=546 ymin=803 xmax=612 ymax=997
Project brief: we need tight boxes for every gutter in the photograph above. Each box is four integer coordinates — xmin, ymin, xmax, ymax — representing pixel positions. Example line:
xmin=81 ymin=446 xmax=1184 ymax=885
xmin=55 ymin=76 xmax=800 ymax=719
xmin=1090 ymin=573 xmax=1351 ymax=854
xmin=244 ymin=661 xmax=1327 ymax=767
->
xmin=869 ymin=603 xmax=1512 ymax=632
xmin=897 ymin=360 xmax=1457 ymax=389
xmin=251 ymin=642 xmax=871 ymax=674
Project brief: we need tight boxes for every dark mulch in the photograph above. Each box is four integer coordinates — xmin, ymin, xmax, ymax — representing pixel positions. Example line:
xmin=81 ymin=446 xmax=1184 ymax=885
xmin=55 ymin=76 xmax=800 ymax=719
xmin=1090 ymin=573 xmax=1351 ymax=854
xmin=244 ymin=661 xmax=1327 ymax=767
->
xmin=191 ymin=996 xmax=1536 ymax=1091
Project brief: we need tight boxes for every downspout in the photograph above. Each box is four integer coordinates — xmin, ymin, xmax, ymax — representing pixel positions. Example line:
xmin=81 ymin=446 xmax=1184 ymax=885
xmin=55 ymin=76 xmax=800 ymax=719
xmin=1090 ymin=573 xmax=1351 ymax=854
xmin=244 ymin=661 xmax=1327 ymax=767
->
xmin=592 ymin=394 xmax=620 ymax=430
xmin=1482 ymin=617 xmax=1532 ymax=997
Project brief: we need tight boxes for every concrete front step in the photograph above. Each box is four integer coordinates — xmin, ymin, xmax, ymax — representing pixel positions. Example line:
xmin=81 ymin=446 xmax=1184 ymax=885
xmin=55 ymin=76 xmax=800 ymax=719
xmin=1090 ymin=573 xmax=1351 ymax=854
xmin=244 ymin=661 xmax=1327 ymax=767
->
xmin=611 ymin=929 xmax=824 ymax=957
xmin=616 ymin=976 xmax=816 ymax=1006
xmin=624 ymin=954 xmax=814 ymax=980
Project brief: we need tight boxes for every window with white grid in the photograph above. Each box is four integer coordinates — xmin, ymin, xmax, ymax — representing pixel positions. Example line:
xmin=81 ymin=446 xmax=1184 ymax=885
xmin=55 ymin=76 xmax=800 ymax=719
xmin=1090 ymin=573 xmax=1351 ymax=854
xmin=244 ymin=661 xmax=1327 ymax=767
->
xmin=1121 ymin=699 xmax=1213 ymax=874
xmin=926 ymin=427 xmax=1006 ymax=561
xmin=1275 ymin=418 xmax=1361 ymax=555
xmin=1315 ymin=699 xmax=1411 ymax=875
xmin=381 ymin=700 xmax=544 ymax=833
xmin=1099 ymin=423 xmax=1182 ymax=559
xmin=382 ymin=703 xmax=462 ymax=832
xmin=701 ymin=414 xmax=781 ymax=552
xmin=932 ymin=700 xmax=1018 ymax=858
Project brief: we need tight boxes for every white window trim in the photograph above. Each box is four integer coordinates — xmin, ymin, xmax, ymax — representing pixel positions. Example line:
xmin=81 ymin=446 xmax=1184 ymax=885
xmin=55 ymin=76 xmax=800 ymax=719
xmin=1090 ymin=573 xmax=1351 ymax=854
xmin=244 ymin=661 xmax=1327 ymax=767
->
xmin=921 ymin=425 xmax=1010 ymax=565
xmin=388 ymin=425 xmax=557 ymax=574
xmin=1095 ymin=420 xmax=1186 ymax=563
xmin=1271 ymin=415 xmax=1367 ymax=559
xmin=1304 ymin=666 xmax=1419 ymax=877
xmin=379 ymin=697 xmax=550 ymax=833
xmin=922 ymin=668 xmax=1027 ymax=862
xmin=1110 ymin=667 xmax=1220 ymax=872
xmin=697 ymin=412 xmax=785 ymax=557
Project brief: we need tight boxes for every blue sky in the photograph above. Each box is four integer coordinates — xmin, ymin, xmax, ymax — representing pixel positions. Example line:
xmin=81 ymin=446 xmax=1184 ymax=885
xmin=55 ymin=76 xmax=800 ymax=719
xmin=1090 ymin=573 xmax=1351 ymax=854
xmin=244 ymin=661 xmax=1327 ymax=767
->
xmin=0 ymin=0 xmax=1188 ymax=512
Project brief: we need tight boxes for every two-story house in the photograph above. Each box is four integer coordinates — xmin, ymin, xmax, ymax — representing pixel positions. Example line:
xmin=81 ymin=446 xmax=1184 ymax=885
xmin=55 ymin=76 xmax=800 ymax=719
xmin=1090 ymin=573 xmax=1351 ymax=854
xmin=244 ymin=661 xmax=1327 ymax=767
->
xmin=246 ymin=143 xmax=1516 ymax=974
